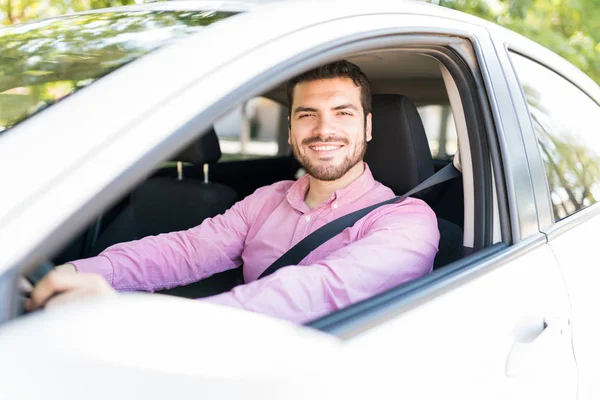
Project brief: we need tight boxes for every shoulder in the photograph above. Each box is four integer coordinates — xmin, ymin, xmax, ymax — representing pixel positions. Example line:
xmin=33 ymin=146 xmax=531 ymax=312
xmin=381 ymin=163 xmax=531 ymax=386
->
xmin=368 ymin=178 xmax=436 ymax=220
xmin=387 ymin=196 xmax=436 ymax=218
xmin=393 ymin=196 xmax=436 ymax=217
xmin=364 ymin=196 xmax=438 ymax=233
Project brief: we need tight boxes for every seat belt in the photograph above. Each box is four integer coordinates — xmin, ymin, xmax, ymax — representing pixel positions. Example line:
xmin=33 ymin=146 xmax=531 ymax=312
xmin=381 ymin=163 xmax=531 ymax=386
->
xmin=257 ymin=163 xmax=461 ymax=280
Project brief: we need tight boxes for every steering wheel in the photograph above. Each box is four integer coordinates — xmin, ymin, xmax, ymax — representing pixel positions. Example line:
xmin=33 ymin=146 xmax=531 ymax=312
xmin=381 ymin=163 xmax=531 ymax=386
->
xmin=20 ymin=260 xmax=56 ymax=313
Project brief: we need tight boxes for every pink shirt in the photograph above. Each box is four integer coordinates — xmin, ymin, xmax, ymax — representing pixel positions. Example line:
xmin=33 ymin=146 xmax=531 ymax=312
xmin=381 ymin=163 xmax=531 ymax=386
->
xmin=73 ymin=164 xmax=439 ymax=323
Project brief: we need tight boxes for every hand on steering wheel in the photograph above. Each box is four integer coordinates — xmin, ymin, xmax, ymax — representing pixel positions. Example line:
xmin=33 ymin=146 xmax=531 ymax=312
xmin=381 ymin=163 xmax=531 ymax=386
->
xmin=24 ymin=263 xmax=116 ymax=312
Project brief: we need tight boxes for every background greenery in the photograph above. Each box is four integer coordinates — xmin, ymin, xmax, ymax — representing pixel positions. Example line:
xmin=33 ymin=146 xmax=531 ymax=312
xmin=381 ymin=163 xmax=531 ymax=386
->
xmin=0 ymin=0 xmax=598 ymax=84
xmin=0 ymin=0 xmax=134 ymax=25
xmin=438 ymin=0 xmax=600 ymax=84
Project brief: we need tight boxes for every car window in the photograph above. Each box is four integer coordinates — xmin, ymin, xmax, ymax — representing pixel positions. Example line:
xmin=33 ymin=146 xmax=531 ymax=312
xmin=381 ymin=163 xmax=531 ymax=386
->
xmin=418 ymin=104 xmax=457 ymax=161
xmin=214 ymin=96 xmax=290 ymax=161
xmin=0 ymin=10 xmax=236 ymax=133
xmin=510 ymin=52 xmax=600 ymax=221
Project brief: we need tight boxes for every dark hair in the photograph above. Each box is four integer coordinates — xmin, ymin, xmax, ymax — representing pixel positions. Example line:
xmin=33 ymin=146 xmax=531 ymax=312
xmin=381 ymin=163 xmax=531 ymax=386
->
xmin=286 ymin=60 xmax=372 ymax=119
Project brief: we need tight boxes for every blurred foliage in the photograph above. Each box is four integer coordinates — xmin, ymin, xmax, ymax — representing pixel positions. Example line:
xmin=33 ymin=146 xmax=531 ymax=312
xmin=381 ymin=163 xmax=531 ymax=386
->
xmin=438 ymin=0 xmax=600 ymax=84
xmin=0 ymin=10 xmax=229 ymax=91
xmin=0 ymin=0 xmax=136 ymax=26
xmin=0 ymin=10 xmax=233 ymax=130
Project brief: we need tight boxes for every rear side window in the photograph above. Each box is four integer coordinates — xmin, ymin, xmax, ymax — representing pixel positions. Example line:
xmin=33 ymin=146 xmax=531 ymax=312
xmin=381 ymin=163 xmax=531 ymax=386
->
xmin=418 ymin=104 xmax=457 ymax=161
xmin=510 ymin=52 xmax=600 ymax=221
xmin=215 ymin=97 xmax=290 ymax=161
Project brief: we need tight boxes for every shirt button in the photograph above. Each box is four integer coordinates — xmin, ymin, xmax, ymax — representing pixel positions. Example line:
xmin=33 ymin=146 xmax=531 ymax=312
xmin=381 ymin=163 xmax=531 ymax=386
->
xmin=332 ymin=202 xmax=338 ymax=209
xmin=305 ymin=215 xmax=311 ymax=222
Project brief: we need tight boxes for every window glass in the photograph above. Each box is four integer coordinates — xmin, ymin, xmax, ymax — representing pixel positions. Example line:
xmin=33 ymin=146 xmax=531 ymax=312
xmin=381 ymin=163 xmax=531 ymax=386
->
xmin=215 ymin=97 xmax=290 ymax=161
xmin=418 ymin=104 xmax=457 ymax=160
xmin=0 ymin=10 xmax=236 ymax=134
xmin=510 ymin=52 xmax=600 ymax=221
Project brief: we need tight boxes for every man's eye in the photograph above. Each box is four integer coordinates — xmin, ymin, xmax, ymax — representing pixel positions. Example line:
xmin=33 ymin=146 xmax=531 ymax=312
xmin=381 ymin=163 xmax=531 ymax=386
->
xmin=339 ymin=111 xmax=352 ymax=116
xmin=299 ymin=114 xmax=314 ymax=119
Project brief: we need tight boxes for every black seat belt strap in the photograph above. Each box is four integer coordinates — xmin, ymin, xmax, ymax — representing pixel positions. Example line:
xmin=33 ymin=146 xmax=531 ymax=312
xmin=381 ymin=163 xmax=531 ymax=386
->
xmin=258 ymin=163 xmax=461 ymax=280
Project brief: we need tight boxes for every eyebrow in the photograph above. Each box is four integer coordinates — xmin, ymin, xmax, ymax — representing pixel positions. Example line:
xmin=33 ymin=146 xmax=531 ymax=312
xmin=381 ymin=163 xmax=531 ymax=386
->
xmin=293 ymin=106 xmax=318 ymax=115
xmin=293 ymin=104 xmax=359 ymax=115
xmin=332 ymin=104 xmax=359 ymax=112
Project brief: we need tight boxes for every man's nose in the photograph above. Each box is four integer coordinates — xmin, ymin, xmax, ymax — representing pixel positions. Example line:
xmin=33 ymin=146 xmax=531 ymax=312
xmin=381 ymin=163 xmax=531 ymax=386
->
xmin=314 ymin=114 xmax=337 ymax=136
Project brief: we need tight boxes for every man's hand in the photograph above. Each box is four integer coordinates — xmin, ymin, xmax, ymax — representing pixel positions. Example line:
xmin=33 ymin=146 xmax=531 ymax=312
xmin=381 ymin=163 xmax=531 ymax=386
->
xmin=24 ymin=264 xmax=116 ymax=311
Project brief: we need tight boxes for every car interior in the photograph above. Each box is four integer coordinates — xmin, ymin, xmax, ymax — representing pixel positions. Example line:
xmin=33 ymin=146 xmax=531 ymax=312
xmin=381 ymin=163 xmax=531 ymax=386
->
xmin=49 ymin=50 xmax=473 ymax=307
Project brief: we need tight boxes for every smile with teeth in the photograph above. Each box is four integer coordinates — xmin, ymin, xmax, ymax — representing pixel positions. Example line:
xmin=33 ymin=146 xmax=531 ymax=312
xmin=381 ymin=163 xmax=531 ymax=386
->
xmin=309 ymin=144 xmax=343 ymax=151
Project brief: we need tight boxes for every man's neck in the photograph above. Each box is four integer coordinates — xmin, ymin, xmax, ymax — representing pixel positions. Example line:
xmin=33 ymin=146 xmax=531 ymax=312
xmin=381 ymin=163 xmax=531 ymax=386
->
xmin=305 ymin=162 xmax=365 ymax=210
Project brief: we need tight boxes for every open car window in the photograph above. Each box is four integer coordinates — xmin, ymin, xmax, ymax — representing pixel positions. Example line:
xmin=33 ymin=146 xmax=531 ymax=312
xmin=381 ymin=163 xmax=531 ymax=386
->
xmin=48 ymin=47 xmax=469 ymax=315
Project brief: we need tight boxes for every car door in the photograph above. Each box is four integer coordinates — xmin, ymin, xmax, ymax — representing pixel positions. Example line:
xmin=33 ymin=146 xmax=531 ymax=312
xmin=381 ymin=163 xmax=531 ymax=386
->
xmin=505 ymin=48 xmax=600 ymax=400
xmin=266 ymin=14 xmax=575 ymax=400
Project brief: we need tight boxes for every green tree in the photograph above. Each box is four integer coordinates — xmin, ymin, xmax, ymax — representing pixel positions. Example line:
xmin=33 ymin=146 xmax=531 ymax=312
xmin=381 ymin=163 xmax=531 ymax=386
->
xmin=438 ymin=0 xmax=600 ymax=84
xmin=0 ymin=0 xmax=136 ymax=26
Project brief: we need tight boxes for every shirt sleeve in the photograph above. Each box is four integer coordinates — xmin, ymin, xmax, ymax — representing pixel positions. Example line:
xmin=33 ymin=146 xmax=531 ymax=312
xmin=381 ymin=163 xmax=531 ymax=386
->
xmin=72 ymin=191 xmax=259 ymax=292
xmin=202 ymin=199 xmax=440 ymax=324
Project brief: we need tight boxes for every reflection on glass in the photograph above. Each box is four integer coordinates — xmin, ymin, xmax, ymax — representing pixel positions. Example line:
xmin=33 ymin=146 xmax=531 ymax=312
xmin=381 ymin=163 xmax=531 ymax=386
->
xmin=510 ymin=53 xmax=600 ymax=221
xmin=0 ymin=10 xmax=236 ymax=133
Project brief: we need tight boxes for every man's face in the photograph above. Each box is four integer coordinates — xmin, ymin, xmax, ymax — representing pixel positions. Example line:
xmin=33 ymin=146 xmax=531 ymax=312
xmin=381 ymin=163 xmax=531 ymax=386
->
xmin=289 ymin=77 xmax=372 ymax=181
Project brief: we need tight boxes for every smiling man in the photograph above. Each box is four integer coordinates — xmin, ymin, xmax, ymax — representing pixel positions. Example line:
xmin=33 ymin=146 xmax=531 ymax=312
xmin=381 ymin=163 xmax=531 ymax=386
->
xmin=289 ymin=71 xmax=372 ymax=209
xmin=27 ymin=61 xmax=440 ymax=323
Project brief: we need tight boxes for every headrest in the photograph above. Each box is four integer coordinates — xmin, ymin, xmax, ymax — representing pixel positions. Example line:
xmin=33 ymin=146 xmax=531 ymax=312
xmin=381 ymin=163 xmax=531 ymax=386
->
xmin=365 ymin=94 xmax=434 ymax=194
xmin=173 ymin=127 xmax=222 ymax=165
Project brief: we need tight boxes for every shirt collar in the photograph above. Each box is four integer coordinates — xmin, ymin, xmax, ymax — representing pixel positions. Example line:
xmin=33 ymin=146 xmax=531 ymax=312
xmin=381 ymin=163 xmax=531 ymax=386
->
xmin=285 ymin=162 xmax=377 ymax=212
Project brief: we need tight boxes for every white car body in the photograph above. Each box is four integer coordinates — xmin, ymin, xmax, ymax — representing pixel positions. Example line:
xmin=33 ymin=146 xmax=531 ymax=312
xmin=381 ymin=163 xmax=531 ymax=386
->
xmin=0 ymin=1 xmax=599 ymax=398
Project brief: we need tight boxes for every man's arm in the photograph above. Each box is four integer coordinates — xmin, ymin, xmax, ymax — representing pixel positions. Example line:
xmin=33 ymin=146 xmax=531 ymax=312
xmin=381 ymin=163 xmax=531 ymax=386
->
xmin=72 ymin=192 xmax=257 ymax=292
xmin=203 ymin=200 xmax=440 ymax=324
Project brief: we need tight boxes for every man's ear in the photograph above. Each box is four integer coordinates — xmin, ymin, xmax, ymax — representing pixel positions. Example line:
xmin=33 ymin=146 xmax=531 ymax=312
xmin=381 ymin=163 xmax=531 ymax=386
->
xmin=366 ymin=113 xmax=373 ymax=142
xmin=287 ymin=116 xmax=292 ymax=145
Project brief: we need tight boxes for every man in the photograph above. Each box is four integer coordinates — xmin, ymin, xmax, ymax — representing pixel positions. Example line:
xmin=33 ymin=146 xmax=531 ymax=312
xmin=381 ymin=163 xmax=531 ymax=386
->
xmin=26 ymin=61 xmax=440 ymax=323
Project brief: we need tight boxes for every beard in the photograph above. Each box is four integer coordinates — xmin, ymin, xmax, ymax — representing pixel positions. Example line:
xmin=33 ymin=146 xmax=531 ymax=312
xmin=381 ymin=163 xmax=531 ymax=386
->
xmin=291 ymin=131 xmax=368 ymax=181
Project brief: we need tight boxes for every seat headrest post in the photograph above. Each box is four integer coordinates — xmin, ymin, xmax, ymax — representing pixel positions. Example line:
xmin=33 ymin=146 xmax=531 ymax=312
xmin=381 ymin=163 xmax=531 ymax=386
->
xmin=176 ymin=161 xmax=183 ymax=181
xmin=172 ymin=128 xmax=222 ymax=165
xmin=203 ymin=163 xmax=209 ymax=184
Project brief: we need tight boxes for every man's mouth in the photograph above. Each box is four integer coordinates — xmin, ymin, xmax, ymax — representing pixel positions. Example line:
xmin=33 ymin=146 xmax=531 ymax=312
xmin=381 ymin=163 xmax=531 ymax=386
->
xmin=308 ymin=144 xmax=344 ymax=152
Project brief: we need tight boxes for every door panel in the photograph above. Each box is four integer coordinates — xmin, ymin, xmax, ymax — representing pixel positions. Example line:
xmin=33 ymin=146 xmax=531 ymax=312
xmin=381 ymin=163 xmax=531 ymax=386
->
xmin=503 ymin=50 xmax=600 ymax=399
xmin=547 ymin=213 xmax=600 ymax=400
xmin=346 ymin=242 xmax=576 ymax=399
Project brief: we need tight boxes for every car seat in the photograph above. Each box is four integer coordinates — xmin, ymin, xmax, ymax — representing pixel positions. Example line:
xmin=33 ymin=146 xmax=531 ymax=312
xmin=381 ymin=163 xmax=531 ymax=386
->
xmin=86 ymin=127 xmax=238 ymax=257
xmin=365 ymin=94 xmax=463 ymax=268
